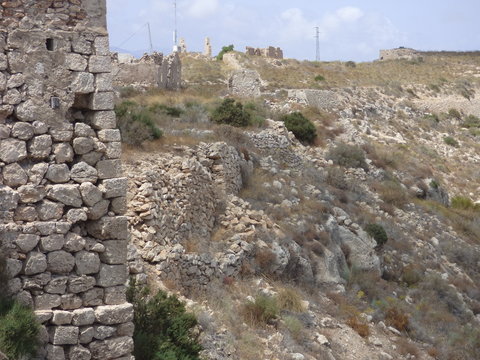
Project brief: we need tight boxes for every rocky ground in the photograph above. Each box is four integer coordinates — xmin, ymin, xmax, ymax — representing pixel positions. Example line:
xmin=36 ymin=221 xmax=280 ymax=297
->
xmin=120 ymin=53 xmax=480 ymax=360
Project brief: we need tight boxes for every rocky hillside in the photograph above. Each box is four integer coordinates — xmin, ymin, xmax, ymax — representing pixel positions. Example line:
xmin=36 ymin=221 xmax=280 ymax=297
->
xmin=119 ymin=52 xmax=480 ymax=360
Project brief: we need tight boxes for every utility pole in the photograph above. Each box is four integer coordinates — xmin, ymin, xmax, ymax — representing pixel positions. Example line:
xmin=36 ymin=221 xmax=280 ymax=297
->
xmin=315 ymin=26 xmax=320 ymax=62
xmin=173 ymin=0 xmax=178 ymax=52
xmin=147 ymin=22 xmax=153 ymax=53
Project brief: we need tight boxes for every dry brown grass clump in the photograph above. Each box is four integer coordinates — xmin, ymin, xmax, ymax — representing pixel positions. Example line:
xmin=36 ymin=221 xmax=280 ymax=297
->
xmin=346 ymin=316 xmax=370 ymax=338
xmin=277 ymin=287 xmax=306 ymax=313
xmin=385 ymin=307 xmax=410 ymax=332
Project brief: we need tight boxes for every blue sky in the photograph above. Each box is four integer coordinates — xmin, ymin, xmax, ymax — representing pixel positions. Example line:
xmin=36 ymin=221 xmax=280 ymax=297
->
xmin=106 ymin=0 xmax=480 ymax=62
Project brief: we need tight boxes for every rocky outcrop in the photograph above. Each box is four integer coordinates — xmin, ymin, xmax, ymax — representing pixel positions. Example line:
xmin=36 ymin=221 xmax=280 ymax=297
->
xmin=228 ymin=70 xmax=262 ymax=97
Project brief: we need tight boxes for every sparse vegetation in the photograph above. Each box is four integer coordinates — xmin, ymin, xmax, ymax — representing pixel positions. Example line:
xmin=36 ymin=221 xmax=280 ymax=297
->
xmin=242 ymin=294 xmax=279 ymax=326
xmin=364 ymin=223 xmax=388 ymax=246
xmin=443 ymin=135 xmax=459 ymax=147
xmin=327 ymin=142 xmax=368 ymax=171
xmin=216 ymin=45 xmax=234 ymax=61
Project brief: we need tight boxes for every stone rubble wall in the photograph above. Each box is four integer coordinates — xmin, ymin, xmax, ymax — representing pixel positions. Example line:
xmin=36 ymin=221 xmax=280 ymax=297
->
xmin=228 ymin=70 xmax=262 ymax=98
xmin=246 ymin=46 xmax=283 ymax=59
xmin=0 ymin=1 xmax=134 ymax=359
xmin=111 ymin=51 xmax=181 ymax=91
xmin=379 ymin=48 xmax=421 ymax=61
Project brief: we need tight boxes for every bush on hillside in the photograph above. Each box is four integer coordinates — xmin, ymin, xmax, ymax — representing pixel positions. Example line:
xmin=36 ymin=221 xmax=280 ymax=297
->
xmin=443 ymin=136 xmax=459 ymax=147
xmin=314 ymin=75 xmax=326 ymax=82
xmin=211 ymin=98 xmax=251 ymax=127
xmin=242 ymin=295 xmax=279 ymax=326
xmin=115 ymin=100 xmax=163 ymax=146
xmin=216 ymin=45 xmax=234 ymax=61
xmin=127 ymin=280 xmax=201 ymax=360
xmin=281 ymin=112 xmax=317 ymax=144
xmin=365 ymin=223 xmax=388 ymax=246
xmin=326 ymin=142 xmax=368 ymax=171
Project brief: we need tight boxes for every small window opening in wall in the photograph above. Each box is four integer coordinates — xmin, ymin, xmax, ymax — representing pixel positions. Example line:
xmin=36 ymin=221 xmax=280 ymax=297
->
xmin=46 ymin=38 xmax=55 ymax=51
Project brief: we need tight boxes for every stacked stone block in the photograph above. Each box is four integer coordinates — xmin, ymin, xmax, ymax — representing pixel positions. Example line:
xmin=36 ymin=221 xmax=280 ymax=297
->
xmin=0 ymin=1 xmax=133 ymax=359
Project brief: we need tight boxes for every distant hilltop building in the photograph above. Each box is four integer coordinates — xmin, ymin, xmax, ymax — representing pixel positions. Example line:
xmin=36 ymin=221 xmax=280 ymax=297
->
xmin=246 ymin=46 xmax=284 ymax=59
xmin=204 ymin=37 xmax=212 ymax=57
xmin=379 ymin=47 xmax=421 ymax=61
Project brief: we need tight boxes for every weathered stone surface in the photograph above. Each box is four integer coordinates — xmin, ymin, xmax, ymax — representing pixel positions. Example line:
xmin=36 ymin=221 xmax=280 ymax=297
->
xmin=35 ymin=294 xmax=62 ymax=310
xmin=94 ymin=325 xmax=116 ymax=340
xmin=75 ymin=251 xmax=101 ymax=275
xmin=52 ymin=310 xmax=74 ymax=325
xmin=111 ymin=197 xmax=127 ymax=215
xmin=35 ymin=310 xmax=54 ymax=324
xmin=88 ymin=111 xmax=116 ymax=129
xmin=104 ymin=286 xmax=127 ymax=305
xmin=64 ymin=232 xmax=86 ymax=253
xmin=14 ymin=205 xmax=38 ymax=221
xmin=66 ymin=53 xmax=88 ymax=71
xmin=72 ymin=308 xmax=96 ymax=326
xmin=17 ymin=184 xmax=46 ymax=203
xmin=6 ymin=258 xmax=22 ymax=277
xmin=29 ymin=163 xmax=48 ymax=185
xmin=45 ymin=277 xmax=68 ymax=295
xmin=87 ymin=216 xmax=128 ymax=240
xmin=46 ymin=344 xmax=65 ymax=360
xmin=49 ymin=326 xmax=79 ymax=345
xmin=89 ymin=336 xmax=133 ymax=359
xmin=82 ymin=288 xmax=104 ymax=307
xmin=50 ymin=128 xmax=73 ymax=142
xmin=33 ymin=121 xmax=48 ymax=135
xmin=94 ymin=37 xmax=110 ymax=56
xmin=46 ymin=164 xmax=70 ymax=183
xmin=40 ymin=234 xmax=65 ymax=252
xmin=47 ymin=251 xmax=75 ymax=274
xmin=79 ymin=326 xmax=94 ymax=344
xmin=87 ymin=199 xmax=109 ymax=220
xmin=28 ymin=135 xmax=52 ymax=159
xmin=75 ymin=123 xmax=96 ymax=138
xmin=99 ymin=240 xmax=127 ymax=265
xmin=47 ymin=184 xmax=82 ymax=207
xmin=116 ymin=322 xmax=135 ymax=337
xmin=0 ymin=138 xmax=27 ymax=163
xmin=89 ymin=56 xmax=111 ymax=73
xmin=60 ymin=294 xmax=83 ymax=310
xmin=53 ymin=143 xmax=74 ymax=163
xmin=0 ymin=185 xmax=19 ymax=210
xmin=105 ymin=141 xmax=121 ymax=159
xmin=11 ymin=122 xmax=34 ymax=140
xmin=97 ymin=129 xmax=120 ymax=142
xmin=24 ymin=252 xmax=47 ymax=275
xmin=15 ymin=234 xmax=40 ymax=252
xmin=69 ymin=275 xmax=96 ymax=293
xmin=69 ymin=345 xmax=92 ymax=360
xmin=0 ymin=124 xmax=10 ymax=139
xmin=96 ymin=159 xmax=122 ymax=179
xmin=79 ymin=182 xmax=103 ymax=206
xmin=96 ymin=264 xmax=127 ymax=287
xmin=71 ymin=72 xmax=95 ymax=94
xmin=95 ymin=73 xmax=112 ymax=92
xmin=99 ymin=177 xmax=127 ymax=199
xmin=2 ymin=162 xmax=28 ymax=187
xmin=73 ymin=137 xmax=95 ymax=155
xmin=89 ymin=92 xmax=114 ymax=110
xmin=37 ymin=200 xmax=64 ymax=221
xmin=71 ymin=162 xmax=98 ymax=183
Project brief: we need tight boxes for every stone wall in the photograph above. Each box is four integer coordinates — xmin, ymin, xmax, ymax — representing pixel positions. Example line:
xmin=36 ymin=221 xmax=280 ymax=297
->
xmin=379 ymin=47 xmax=421 ymax=61
xmin=111 ymin=51 xmax=182 ymax=91
xmin=0 ymin=1 xmax=134 ymax=359
xmin=246 ymin=46 xmax=283 ymax=59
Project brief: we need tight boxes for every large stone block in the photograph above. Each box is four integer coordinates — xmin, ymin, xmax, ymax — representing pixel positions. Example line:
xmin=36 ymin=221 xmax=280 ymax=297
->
xmin=49 ymin=326 xmax=79 ymax=345
xmin=47 ymin=184 xmax=82 ymax=207
xmin=96 ymin=159 xmax=122 ymax=179
xmin=75 ymin=251 xmax=101 ymax=275
xmin=99 ymin=177 xmax=127 ymax=199
xmin=89 ymin=55 xmax=111 ymax=73
xmin=34 ymin=294 xmax=61 ymax=310
xmin=89 ymin=92 xmax=114 ymax=110
xmin=15 ymin=234 xmax=40 ymax=252
xmin=97 ymin=129 xmax=120 ymax=142
xmin=79 ymin=182 xmax=103 ymax=206
xmin=0 ymin=138 xmax=27 ymax=163
xmin=71 ymin=162 xmax=98 ymax=183
xmin=96 ymin=264 xmax=127 ymax=287
xmin=104 ymin=286 xmax=126 ymax=305
xmin=24 ymin=252 xmax=47 ymax=275
xmin=73 ymin=137 xmax=96 ymax=155
xmin=0 ymin=186 xmax=19 ymax=210
xmin=72 ymin=308 xmax=96 ymax=326
xmin=68 ymin=275 xmax=96 ymax=294
xmin=89 ymin=336 xmax=133 ymax=359
xmin=95 ymin=73 xmax=112 ymax=92
xmin=28 ymin=135 xmax=52 ymax=159
xmin=40 ymin=234 xmax=65 ymax=252
xmin=17 ymin=184 xmax=46 ymax=203
xmin=71 ymin=72 xmax=95 ymax=94
xmin=2 ymin=162 xmax=28 ymax=187
xmin=88 ymin=111 xmax=116 ymax=129
xmin=52 ymin=310 xmax=74 ymax=325
xmin=37 ymin=200 xmax=64 ymax=221
xmin=47 ymin=251 xmax=75 ymax=274
xmin=69 ymin=345 xmax=91 ymax=360
xmin=99 ymin=240 xmax=127 ymax=265
xmin=86 ymin=216 xmax=128 ymax=240
xmin=65 ymin=53 xmax=88 ymax=71
xmin=94 ymin=37 xmax=110 ymax=56
xmin=94 ymin=304 xmax=134 ymax=325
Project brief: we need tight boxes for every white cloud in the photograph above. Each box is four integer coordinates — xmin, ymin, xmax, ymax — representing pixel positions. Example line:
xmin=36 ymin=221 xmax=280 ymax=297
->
xmin=185 ymin=0 xmax=219 ymax=18
xmin=337 ymin=6 xmax=364 ymax=22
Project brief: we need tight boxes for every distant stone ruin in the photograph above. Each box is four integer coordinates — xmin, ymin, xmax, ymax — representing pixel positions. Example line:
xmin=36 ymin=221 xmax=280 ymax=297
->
xmin=111 ymin=51 xmax=182 ymax=90
xmin=179 ymin=38 xmax=187 ymax=53
xmin=379 ymin=47 xmax=421 ymax=61
xmin=0 ymin=1 xmax=133 ymax=359
xmin=246 ymin=46 xmax=284 ymax=59
xmin=203 ymin=37 xmax=212 ymax=57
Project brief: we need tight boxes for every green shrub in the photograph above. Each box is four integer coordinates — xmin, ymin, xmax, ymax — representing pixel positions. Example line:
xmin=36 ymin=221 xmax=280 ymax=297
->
xmin=281 ymin=112 xmax=317 ymax=144
xmin=327 ymin=142 xmax=368 ymax=171
xmin=216 ymin=45 xmax=234 ymax=61
xmin=127 ymin=281 xmax=201 ymax=360
xmin=0 ymin=298 xmax=40 ymax=359
xmin=115 ymin=101 xmax=163 ymax=146
xmin=345 ymin=61 xmax=356 ymax=68
xmin=365 ymin=223 xmax=388 ymax=246
xmin=447 ymin=108 xmax=462 ymax=120
xmin=211 ymin=98 xmax=251 ymax=127
xmin=149 ymin=103 xmax=184 ymax=118
xmin=242 ymin=295 xmax=279 ymax=326
xmin=314 ymin=75 xmax=326 ymax=82
xmin=461 ymin=114 xmax=480 ymax=128
xmin=451 ymin=196 xmax=479 ymax=211
xmin=243 ymin=101 xmax=266 ymax=127
xmin=443 ymin=136 xmax=459 ymax=147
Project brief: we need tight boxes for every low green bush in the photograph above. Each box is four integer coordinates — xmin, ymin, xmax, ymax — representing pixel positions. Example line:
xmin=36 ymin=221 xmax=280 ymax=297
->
xmin=451 ymin=196 xmax=479 ymax=211
xmin=327 ymin=142 xmax=368 ymax=171
xmin=365 ymin=223 xmax=388 ymax=246
xmin=443 ymin=136 xmax=459 ymax=147
xmin=242 ymin=295 xmax=279 ymax=326
xmin=127 ymin=280 xmax=201 ymax=360
xmin=149 ymin=103 xmax=184 ymax=118
xmin=115 ymin=101 xmax=163 ymax=146
xmin=216 ymin=45 xmax=234 ymax=61
xmin=281 ymin=112 xmax=317 ymax=144
xmin=211 ymin=98 xmax=251 ymax=127
xmin=314 ymin=75 xmax=326 ymax=82
xmin=461 ymin=114 xmax=480 ymax=128
xmin=447 ymin=108 xmax=462 ymax=120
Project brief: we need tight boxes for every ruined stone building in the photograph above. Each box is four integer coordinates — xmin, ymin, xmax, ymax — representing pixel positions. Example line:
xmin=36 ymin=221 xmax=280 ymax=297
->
xmin=0 ymin=1 xmax=134 ymax=359
xmin=246 ymin=46 xmax=283 ymax=59
xmin=203 ymin=37 xmax=212 ymax=57
xmin=111 ymin=51 xmax=182 ymax=91
xmin=379 ymin=47 xmax=421 ymax=61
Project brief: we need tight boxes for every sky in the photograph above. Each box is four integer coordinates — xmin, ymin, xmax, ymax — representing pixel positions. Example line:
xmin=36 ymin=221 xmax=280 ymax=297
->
xmin=106 ymin=0 xmax=480 ymax=62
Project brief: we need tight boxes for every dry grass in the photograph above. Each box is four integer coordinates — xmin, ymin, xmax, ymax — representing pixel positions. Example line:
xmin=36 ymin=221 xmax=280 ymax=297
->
xmin=346 ymin=316 xmax=370 ymax=338
xmin=277 ymin=287 xmax=306 ymax=313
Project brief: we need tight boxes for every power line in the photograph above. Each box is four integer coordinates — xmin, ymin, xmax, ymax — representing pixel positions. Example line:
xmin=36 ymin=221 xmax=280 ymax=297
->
xmin=116 ymin=22 xmax=150 ymax=49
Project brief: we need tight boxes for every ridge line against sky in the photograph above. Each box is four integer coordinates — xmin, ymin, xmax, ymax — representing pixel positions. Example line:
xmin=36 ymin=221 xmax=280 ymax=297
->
xmin=106 ymin=0 xmax=480 ymax=62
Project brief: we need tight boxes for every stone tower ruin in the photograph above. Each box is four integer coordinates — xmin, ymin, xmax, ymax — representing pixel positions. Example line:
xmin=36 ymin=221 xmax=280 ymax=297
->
xmin=0 ymin=1 xmax=133 ymax=359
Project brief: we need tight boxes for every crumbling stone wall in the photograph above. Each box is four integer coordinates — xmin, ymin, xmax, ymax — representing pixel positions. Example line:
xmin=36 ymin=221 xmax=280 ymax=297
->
xmin=111 ymin=51 xmax=182 ymax=91
xmin=246 ymin=46 xmax=283 ymax=59
xmin=379 ymin=47 xmax=421 ymax=61
xmin=0 ymin=1 xmax=134 ymax=359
